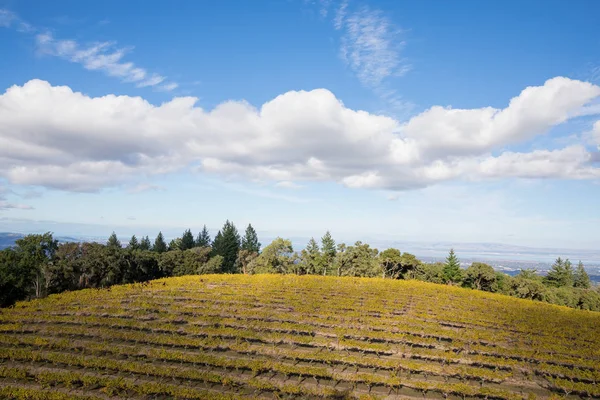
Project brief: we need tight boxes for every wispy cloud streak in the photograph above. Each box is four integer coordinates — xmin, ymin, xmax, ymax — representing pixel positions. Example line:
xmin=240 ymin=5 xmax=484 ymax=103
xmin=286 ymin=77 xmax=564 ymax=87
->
xmin=1 ymin=8 xmax=178 ymax=91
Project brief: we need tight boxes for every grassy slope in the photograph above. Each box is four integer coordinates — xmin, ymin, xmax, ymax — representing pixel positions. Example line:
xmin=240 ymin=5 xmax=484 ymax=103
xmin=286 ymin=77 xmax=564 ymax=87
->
xmin=0 ymin=274 xmax=599 ymax=400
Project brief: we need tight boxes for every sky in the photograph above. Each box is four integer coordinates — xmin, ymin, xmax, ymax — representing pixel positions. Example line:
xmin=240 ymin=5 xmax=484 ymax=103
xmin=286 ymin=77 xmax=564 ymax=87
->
xmin=1 ymin=0 xmax=600 ymax=249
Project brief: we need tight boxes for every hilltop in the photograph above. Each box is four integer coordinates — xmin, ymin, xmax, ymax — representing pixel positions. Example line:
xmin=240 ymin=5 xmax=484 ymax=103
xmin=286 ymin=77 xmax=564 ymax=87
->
xmin=0 ymin=274 xmax=598 ymax=399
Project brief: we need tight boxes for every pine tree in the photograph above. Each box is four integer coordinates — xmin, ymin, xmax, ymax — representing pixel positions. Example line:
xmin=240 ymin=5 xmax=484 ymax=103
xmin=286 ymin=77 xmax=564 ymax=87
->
xmin=139 ymin=236 xmax=151 ymax=251
xmin=107 ymin=232 xmax=121 ymax=248
xmin=300 ymin=238 xmax=324 ymax=275
xmin=573 ymin=261 xmax=591 ymax=289
xmin=212 ymin=221 xmax=241 ymax=273
xmin=128 ymin=235 xmax=139 ymax=250
xmin=241 ymin=224 xmax=261 ymax=253
xmin=443 ymin=249 xmax=462 ymax=284
xmin=180 ymin=229 xmax=195 ymax=250
xmin=545 ymin=257 xmax=574 ymax=287
xmin=212 ymin=231 xmax=224 ymax=255
xmin=153 ymin=232 xmax=167 ymax=253
xmin=321 ymin=231 xmax=336 ymax=275
xmin=168 ymin=238 xmax=182 ymax=251
xmin=195 ymin=225 xmax=211 ymax=248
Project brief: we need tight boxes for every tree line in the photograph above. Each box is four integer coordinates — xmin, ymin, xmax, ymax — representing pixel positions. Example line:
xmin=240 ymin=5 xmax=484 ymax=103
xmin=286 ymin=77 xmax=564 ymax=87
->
xmin=1 ymin=222 xmax=598 ymax=311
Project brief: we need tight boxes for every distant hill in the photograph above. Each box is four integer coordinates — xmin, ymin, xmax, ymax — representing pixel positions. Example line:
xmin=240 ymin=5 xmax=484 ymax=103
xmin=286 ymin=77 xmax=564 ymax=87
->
xmin=0 ymin=232 xmax=24 ymax=249
xmin=0 ymin=274 xmax=598 ymax=398
xmin=0 ymin=232 xmax=89 ymax=249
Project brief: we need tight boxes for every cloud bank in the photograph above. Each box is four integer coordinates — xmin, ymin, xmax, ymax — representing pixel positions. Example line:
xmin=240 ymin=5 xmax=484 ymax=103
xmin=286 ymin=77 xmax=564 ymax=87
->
xmin=0 ymin=77 xmax=599 ymax=192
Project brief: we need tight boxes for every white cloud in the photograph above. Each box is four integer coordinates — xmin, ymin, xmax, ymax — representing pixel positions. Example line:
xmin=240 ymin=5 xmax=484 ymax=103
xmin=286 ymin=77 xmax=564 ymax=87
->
xmin=0 ymin=185 xmax=34 ymax=210
xmin=0 ymin=9 xmax=16 ymax=27
xmin=592 ymin=121 xmax=600 ymax=147
xmin=275 ymin=181 xmax=304 ymax=189
xmin=0 ymin=8 xmax=178 ymax=91
xmin=127 ymin=183 xmax=166 ymax=194
xmin=35 ymin=32 xmax=177 ymax=90
xmin=338 ymin=6 xmax=409 ymax=87
xmin=402 ymin=77 xmax=600 ymax=160
xmin=0 ymin=78 xmax=599 ymax=192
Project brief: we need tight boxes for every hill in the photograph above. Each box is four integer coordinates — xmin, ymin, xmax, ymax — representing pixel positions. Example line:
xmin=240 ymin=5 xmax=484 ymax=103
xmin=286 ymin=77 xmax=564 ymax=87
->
xmin=0 ymin=275 xmax=598 ymax=399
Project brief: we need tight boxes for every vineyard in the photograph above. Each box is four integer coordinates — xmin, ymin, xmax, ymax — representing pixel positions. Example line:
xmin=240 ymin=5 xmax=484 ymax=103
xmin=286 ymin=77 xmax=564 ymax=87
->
xmin=0 ymin=275 xmax=599 ymax=399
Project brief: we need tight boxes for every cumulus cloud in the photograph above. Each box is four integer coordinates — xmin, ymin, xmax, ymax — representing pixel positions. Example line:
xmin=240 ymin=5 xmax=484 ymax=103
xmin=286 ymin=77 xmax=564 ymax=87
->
xmin=0 ymin=77 xmax=599 ymax=192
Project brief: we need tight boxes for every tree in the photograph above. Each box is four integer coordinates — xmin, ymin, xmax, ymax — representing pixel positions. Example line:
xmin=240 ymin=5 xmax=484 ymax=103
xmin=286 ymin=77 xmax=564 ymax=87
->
xmin=464 ymin=262 xmax=496 ymax=291
xmin=211 ymin=221 xmax=241 ymax=273
xmin=195 ymin=225 xmax=211 ymax=248
xmin=334 ymin=241 xmax=381 ymax=278
xmin=128 ymin=235 xmax=139 ymax=250
xmin=14 ymin=233 xmax=59 ymax=298
xmin=153 ymin=232 xmax=167 ymax=253
xmin=180 ymin=229 xmax=195 ymax=251
xmin=241 ymin=224 xmax=261 ymax=253
xmin=409 ymin=262 xmax=445 ymax=284
xmin=168 ymin=238 xmax=182 ymax=251
xmin=298 ymin=238 xmax=324 ymax=275
xmin=443 ymin=249 xmax=462 ymax=285
xmin=379 ymin=249 xmax=421 ymax=279
xmin=139 ymin=236 xmax=152 ymax=251
xmin=320 ymin=231 xmax=336 ymax=275
xmin=573 ymin=261 xmax=591 ymax=289
xmin=544 ymin=257 xmax=574 ymax=287
xmin=0 ymin=248 xmax=28 ymax=307
xmin=107 ymin=232 xmax=121 ymax=249
xmin=237 ymin=249 xmax=258 ymax=274
xmin=247 ymin=238 xmax=295 ymax=274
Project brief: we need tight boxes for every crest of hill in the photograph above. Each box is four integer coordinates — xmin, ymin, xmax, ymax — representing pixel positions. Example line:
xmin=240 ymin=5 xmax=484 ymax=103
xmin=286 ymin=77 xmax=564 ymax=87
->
xmin=0 ymin=274 xmax=598 ymax=399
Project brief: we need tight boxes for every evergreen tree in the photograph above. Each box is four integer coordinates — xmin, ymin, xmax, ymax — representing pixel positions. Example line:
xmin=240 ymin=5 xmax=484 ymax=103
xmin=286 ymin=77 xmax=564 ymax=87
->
xmin=299 ymin=238 xmax=324 ymax=275
xmin=180 ymin=229 xmax=195 ymax=250
xmin=321 ymin=231 xmax=336 ymax=275
xmin=545 ymin=257 xmax=574 ymax=287
xmin=573 ymin=261 xmax=591 ymax=289
xmin=153 ymin=232 xmax=167 ymax=253
xmin=139 ymin=236 xmax=151 ymax=251
xmin=107 ymin=232 xmax=121 ymax=249
xmin=128 ymin=235 xmax=139 ymax=250
xmin=168 ymin=238 xmax=182 ymax=251
xmin=241 ymin=224 xmax=261 ymax=253
xmin=211 ymin=221 xmax=241 ymax=273
xmin=195 ymin=225 xmax=211 ymax=248
xmin=443 ymin=249 xmax=462 ymax=284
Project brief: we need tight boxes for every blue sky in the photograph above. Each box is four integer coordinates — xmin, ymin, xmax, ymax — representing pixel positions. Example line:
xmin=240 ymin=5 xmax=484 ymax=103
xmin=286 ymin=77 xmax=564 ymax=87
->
xmin=1 ymin=0 xmax=600 ymax=249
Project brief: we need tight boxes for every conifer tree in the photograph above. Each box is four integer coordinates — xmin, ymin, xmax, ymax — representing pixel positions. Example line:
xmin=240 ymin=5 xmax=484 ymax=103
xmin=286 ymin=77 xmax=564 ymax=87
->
xmin=443 ymin=249 xmax=462 ymax=284
xmin=195 ymin=225 xmax=211 ymax=247
xmin=128 ymin=235 xmax=139 ymax=250
xmin=168 ymin=238 xmax=182 ymax=251
xmin=107 ymin=232 xmax=121 ymax=249
xmin=241 ymin=224 xmax=261 ymax=253
xmin=139 ymin=236 xmax=151 ymax=251
xmin=544 ymin=257 xmax=574 ymax=287
xmin=299 ymin=238 xmax=324 ymax=275
xmin=212 ymin=221 xmax=240 ymax=273
xmin=321 ymin=231 xmax=336 ymax=275
xmin=153 ymin=232 xmax=167 ymax=253
xmin=180 ymin=229 xmax=195 ymax=250
xmin=573 ymin=260 xmax=591 ymax=289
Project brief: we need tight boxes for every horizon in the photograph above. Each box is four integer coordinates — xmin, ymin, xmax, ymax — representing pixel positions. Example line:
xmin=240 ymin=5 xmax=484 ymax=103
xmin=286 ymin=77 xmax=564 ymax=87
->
xmin=2 ymin=1 xmax=600 ymax=249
